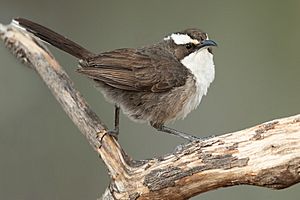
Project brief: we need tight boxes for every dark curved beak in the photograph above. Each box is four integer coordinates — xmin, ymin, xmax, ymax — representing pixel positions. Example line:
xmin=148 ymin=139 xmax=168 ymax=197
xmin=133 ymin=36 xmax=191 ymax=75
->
xmin=197 ymin=39 xmax=218 ymax=49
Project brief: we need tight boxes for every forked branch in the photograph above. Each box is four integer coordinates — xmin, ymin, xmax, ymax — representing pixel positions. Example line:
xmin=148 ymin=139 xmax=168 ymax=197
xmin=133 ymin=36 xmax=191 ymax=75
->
xmin=1 ymin=21 xmax=300 ymax=200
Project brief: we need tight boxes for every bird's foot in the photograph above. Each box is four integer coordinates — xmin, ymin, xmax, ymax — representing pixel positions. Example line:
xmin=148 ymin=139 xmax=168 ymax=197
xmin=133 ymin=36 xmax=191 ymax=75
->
xmin=97 ymin=128 xmax=119 ymax=148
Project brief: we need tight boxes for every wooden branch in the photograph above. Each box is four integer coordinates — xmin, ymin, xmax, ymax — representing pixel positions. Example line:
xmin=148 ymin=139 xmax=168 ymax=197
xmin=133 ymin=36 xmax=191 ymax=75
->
xmin=1 ymin=21 xmax=300 ymax=200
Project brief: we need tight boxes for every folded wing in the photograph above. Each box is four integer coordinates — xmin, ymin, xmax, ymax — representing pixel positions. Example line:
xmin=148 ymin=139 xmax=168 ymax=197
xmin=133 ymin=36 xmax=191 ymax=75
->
xmin=77 ymin=48 xmax=189 ymax=92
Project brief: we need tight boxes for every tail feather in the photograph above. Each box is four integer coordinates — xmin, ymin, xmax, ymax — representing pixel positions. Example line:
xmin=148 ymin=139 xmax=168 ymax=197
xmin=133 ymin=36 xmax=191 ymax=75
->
xmin=12 ymin=18 xmax=94 ymax=60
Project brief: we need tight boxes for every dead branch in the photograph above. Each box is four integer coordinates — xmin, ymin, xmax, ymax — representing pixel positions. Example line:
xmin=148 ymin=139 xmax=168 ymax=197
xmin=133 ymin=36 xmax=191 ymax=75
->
xmin=1 ymin=21 xmax=300 ymax=200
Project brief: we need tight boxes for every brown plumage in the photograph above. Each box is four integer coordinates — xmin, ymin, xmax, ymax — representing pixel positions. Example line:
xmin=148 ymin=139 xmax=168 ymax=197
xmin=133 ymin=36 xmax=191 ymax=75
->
xmin=13 ymin=18 xmax=217 ymax=140
xmin=78 ymin=47 xmax=189 ymax=92
xmin=77 ymin=46 xmax=194 ymax=127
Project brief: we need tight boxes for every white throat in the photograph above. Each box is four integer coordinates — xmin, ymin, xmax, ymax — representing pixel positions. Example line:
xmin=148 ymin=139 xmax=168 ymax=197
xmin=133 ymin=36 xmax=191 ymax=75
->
xmin=177 ymin=49 xmax=215 ymax=119
xmin=181 ymin=49 xmax=215 ymax=95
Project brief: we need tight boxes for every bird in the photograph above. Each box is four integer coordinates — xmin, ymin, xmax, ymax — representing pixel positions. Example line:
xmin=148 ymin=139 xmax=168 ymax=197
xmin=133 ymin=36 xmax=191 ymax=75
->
xmin=12 ymin=18 xmax=217 ymax=141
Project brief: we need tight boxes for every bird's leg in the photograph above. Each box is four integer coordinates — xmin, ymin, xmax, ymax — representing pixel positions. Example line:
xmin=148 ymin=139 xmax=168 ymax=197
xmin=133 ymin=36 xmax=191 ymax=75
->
xmin=152 ymin=123 xmax=201 ymax=141
xmin=97 ymin=105 xmax=120 ymax=146
xmin=106 ymin=104 xmax=120 ymax=139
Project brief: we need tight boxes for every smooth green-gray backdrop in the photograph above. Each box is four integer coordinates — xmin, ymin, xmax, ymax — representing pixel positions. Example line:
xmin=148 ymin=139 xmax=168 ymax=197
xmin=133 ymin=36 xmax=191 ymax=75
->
xmin=1 ymin=0 xmax=300 ymax=199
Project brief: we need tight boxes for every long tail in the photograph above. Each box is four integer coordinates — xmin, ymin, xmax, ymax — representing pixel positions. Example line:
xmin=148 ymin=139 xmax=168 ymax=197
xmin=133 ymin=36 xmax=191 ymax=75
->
xmin=12 ymin=18 xmax=94 ymax=60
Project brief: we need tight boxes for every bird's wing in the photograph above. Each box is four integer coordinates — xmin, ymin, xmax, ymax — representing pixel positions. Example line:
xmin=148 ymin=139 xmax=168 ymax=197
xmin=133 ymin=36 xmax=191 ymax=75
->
xmin=77 ymin=48 xmax=189 ymax=92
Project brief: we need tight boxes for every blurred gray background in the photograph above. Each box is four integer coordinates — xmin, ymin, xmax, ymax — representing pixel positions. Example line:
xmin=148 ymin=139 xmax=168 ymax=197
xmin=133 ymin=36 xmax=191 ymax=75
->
xmin=0 ymin=0 xmax=300 ymax=199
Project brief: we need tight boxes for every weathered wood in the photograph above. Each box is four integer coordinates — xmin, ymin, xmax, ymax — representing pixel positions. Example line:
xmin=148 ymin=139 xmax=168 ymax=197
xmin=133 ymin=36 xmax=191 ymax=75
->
xmin=1 ymin=22 xmax=300 ymax=200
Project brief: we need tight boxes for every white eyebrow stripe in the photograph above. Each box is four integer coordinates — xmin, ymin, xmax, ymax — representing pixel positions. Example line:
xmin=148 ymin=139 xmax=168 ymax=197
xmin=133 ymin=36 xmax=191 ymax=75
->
xmin=164 ymin=33 xmax=199 ymax=45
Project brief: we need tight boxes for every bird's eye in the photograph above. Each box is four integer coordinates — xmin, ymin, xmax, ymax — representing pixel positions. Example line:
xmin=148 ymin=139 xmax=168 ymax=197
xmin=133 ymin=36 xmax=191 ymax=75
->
xmin=185 ymin=43 xmax=193 ymax=49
